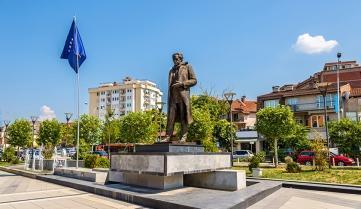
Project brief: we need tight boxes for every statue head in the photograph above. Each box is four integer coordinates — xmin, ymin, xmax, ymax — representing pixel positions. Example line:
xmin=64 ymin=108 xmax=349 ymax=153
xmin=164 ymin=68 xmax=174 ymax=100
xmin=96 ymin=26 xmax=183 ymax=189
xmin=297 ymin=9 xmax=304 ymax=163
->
xmin=172 ymin=52 xmax=183 ymax=66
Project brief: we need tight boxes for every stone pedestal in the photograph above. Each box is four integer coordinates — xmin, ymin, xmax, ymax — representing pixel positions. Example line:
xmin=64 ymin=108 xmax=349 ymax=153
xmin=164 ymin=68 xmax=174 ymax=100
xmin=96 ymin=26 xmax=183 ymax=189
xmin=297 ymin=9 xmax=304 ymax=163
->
xmin=108 ymin=143 xmax=237 ymax=190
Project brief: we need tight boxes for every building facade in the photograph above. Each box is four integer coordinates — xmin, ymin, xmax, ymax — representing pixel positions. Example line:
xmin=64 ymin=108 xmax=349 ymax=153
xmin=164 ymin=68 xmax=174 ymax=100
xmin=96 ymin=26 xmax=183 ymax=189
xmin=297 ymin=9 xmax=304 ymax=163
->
xmin=88 ymin=77 xmax=163 ymax=120
xmin=257 ymin=61 xmax=361 ymax=139
xmin=229 ymin=96 xmax=263 ymax=153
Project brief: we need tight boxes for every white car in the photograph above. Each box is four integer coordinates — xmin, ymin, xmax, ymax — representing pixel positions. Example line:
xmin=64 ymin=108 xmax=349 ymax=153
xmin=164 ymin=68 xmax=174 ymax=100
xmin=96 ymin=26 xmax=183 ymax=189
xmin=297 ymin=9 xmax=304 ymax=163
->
xmin=233 ymin=150 xmax=254 ymax=159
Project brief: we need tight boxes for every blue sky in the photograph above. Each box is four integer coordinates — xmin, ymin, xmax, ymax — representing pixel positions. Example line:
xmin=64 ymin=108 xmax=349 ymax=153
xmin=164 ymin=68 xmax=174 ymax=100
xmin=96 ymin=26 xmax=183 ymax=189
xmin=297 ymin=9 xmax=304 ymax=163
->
xmin=1 ymin=0 xmax=361 ymax=122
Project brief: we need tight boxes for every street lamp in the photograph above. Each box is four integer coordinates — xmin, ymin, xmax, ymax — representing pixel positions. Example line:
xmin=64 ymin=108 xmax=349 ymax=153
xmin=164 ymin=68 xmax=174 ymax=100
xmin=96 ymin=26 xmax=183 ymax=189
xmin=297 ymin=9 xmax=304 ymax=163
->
xmin=224 ymin=91 xmax=236 ymax=164
xmin=30 ymin=116 xmax=38 ymax=171
xmin=65 ymin=112 xmax=73 ymax=125
xmin=156 ymin=101 xmax=166 ymax=142
xmin=316 ymin=82 xmax=331 ymax=168
xmin=64 ymin=113 xmax=72 ymax=147
xmin=3 ymin=120 xmax=10 ymax=150
xmin=106 ymin=108 xmax=115 ymax=160
xmin=337 ymin=52 xmax=342 ymax=121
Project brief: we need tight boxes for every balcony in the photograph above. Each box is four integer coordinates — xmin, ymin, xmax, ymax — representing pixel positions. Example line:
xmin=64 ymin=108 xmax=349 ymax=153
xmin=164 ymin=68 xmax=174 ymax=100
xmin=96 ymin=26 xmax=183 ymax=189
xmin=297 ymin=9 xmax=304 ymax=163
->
xmin=287 ymin=102 xmax=335 ymax=112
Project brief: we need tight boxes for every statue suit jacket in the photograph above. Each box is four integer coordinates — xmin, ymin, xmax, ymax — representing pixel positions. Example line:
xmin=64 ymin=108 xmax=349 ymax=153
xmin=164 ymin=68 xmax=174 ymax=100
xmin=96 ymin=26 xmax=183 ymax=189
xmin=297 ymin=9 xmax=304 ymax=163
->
xmin=167 ymin=62 xmax=197 ymax=124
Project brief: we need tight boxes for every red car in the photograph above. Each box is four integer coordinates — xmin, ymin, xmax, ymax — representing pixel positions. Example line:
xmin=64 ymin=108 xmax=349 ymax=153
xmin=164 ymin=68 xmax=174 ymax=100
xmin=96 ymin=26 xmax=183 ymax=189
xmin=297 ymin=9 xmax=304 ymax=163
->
xmin=297 ymin=150 xmax=355 ymax=166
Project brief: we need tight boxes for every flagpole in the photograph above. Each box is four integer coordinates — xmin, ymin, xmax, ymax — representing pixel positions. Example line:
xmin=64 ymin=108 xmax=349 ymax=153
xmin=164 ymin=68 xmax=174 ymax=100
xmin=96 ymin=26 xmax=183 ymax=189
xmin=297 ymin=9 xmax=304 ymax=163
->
xmin=75 ymin=16 xmax=80 ymax=169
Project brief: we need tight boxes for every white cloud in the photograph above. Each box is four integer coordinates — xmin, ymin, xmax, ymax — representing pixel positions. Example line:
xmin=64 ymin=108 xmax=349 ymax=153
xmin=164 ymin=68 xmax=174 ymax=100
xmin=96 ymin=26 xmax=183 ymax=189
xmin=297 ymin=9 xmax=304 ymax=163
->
xmin=39 ymin=105 xmax=56 ymax=121
xmin=293 ymin=33 xmax=338 ymax=54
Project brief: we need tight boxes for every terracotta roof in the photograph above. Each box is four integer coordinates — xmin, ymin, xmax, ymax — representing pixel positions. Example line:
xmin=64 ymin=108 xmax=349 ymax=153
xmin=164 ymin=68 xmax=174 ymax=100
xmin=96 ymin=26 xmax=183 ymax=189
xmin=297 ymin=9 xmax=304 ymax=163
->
xmin=324 ymin=61 xmax=356 ymax=66
xmin=231 ymin=99 xmax=257 ymax=114
xmin=350 ymin=88 xmax=361 ymax=97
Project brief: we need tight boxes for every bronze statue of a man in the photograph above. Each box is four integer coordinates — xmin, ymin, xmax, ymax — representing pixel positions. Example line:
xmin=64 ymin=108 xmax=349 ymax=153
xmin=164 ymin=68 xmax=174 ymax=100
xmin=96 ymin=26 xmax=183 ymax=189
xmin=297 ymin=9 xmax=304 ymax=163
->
xmin=164 ymin=52 xmax=197 ymax=142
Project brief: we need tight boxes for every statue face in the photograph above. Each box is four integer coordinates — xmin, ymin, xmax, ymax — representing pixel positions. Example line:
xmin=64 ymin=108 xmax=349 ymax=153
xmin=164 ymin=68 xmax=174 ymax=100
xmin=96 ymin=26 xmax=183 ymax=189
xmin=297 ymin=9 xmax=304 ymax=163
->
xmin=173 ymin=54 xmax=183 ymax=66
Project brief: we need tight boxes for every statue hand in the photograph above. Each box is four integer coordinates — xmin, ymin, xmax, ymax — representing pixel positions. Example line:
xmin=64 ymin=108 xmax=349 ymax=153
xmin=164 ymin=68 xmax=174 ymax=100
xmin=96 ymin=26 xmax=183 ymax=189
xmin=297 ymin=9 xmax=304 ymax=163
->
xmin=172 ymin=82 xmax=184 ymax=89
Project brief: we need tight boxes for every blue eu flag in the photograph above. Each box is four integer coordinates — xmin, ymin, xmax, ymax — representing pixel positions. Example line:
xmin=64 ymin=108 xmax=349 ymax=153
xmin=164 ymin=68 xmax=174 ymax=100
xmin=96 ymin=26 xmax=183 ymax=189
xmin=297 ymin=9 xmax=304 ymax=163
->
xmin=61 ymin=19 xmax=86 ymax=73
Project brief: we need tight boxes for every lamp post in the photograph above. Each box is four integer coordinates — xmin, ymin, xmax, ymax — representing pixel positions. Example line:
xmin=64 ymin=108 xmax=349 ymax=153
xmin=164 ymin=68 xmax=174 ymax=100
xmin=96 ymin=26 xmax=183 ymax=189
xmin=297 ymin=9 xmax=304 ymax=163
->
xmin=224 ymin=91 xmax=236 ymax=165
xmin=3 ymin=120 xmax=10 ymax=150
xmin=30 ymin=116 xmax=38 ymax=171
xmin=156 ymin=102 xmax=166 ymax=142
xmin=337 ymin=52 xmax=342 ymax=121
xmin=106 ymin=108 xmax=115 ymax=160
xmin=64 ymin=113 xmax=72 ymax=146
xmin=65 ymin=112 xmax=73 ymax=126
xmin=316 ymin=82 xmax=331 ymax=168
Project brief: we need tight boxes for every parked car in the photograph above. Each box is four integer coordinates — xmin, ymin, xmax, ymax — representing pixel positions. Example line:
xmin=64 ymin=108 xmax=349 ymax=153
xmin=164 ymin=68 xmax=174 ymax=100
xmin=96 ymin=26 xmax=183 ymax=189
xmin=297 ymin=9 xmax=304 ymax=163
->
xmin=66 ymin=147 xmax=76 ymax=157
xmin=0 ymin=149 xmax=3 ymax=160
xmin=297 ymin=150 xmax=355 ymax=166
xmin=233 ymin=150 xmax=254 ymax=159
xmin=91 ymin=150 xmax=108 ymax=158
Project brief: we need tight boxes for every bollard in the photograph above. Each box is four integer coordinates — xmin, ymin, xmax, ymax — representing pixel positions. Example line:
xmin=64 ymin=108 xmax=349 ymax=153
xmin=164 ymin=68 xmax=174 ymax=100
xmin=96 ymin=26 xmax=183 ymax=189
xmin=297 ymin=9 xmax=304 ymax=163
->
xmin=312 ymin=158 xmax=315 ymax=167
xmin=357 ymin=158 xmax=360 ymax=167
xmin=272 ymin=157 xmax=275 ymax=166
xmin=332 ymin=158 xmax=335 ymax=167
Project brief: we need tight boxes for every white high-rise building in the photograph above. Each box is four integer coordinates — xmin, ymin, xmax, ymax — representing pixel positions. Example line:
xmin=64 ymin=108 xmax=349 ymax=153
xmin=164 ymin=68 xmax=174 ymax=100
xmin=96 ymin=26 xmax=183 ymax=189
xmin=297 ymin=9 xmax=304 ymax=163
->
xmin=88 ymin=77 xmax=163 ymax=120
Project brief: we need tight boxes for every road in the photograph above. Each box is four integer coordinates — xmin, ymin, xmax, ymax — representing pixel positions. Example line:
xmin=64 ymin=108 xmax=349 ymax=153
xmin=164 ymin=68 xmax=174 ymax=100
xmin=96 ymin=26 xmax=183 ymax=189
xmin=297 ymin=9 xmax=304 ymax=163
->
xmin=0 ymin=170 xmax=146 ymax=209
xmin=249 ymin=187 xmax=361 ymax=209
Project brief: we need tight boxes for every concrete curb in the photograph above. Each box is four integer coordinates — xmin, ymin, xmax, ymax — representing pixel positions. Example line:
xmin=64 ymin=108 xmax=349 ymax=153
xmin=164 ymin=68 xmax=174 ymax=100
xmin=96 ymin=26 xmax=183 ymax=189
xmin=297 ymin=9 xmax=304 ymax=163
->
xmin=0 ymin=166 xmax=282 ymax=209
xmin=248 ymin=177 xmax=361 ymax=195
xmin=0 ymin=166 xmax=38 ymax=179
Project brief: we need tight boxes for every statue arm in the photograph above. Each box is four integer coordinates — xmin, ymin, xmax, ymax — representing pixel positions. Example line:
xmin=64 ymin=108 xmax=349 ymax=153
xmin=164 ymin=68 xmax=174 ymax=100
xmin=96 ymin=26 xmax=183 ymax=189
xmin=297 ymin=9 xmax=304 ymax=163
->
xmin=183 ymin=65 xmax=197 ymax=88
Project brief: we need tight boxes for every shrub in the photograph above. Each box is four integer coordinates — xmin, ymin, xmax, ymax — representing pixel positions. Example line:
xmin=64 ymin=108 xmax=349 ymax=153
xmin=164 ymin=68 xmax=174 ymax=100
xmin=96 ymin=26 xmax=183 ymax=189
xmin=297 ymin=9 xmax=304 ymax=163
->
xmin=2 ymin=147 xmax=16 ymax=163
xmin=286 ymin=162 xmax=301 ymax=173
xmin=11 ymin=157 xmax=20 ymax=164
xmin=84 ymin=154 xmax=97 ymax=168
xmin=95 ymin=157 xmax=110 ymax=168
xmin=42 ymin=144 xmax=54 ymax=159
xmin=284 ymin=156 xmax=293 ymax=164
xmin=311 ymin=135 xmax=328 ymax=171
xmin=248 ymin=151 xmax=266 ymax=171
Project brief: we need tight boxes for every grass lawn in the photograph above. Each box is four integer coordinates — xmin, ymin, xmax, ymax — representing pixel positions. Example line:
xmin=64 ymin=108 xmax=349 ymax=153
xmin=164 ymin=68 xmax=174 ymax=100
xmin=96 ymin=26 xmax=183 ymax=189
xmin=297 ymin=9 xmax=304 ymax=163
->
xmin=233 ymin=166 xmax=361 ymax=185
xmin=0 ymin=161 xmax=13 ymax=167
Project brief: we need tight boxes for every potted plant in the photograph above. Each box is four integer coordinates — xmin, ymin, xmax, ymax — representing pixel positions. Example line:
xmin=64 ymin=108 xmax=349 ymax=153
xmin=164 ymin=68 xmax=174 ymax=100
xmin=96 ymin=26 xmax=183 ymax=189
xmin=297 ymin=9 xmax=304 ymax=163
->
xmin=249 ymin=151 xmax=265 ymax=177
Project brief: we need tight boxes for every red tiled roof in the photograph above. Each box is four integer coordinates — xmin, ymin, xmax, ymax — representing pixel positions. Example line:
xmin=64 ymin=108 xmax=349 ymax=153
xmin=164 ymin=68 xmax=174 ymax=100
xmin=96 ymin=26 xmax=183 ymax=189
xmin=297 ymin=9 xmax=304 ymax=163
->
xmin=351 ymin=88 xmax=361 ymax=97
xmin=231 ymin=99 xmax=257 ymax=113
xmin=324 ymin=61 xmax=356 ymax=66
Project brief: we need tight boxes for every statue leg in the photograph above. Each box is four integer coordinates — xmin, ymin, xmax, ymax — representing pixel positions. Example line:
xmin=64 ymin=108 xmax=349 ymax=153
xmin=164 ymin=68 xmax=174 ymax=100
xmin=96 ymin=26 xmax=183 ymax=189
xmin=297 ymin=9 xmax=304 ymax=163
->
xmin=179 ymin=103 xmax=188 ymax=142
xmin=163 ymin=103 xmax=176 ymax=142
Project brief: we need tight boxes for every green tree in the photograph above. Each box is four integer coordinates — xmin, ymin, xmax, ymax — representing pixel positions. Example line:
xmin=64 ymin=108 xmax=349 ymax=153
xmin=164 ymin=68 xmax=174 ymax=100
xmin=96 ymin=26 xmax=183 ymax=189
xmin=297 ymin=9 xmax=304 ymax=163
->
xmin=119 ymin=111 xmax=158 ymax=144
xmin=7 ymin=119 xmax=32 ymax=149
xmin=188 ymin=109 xmax=217 ymax=152
xmin=191 ymin=94 xmax=228 ymax=121
xmin=38 ymin=119 xmax=62 ymax=147
xmin=101 ymin=119 xmax=121 ymax=144
xmin=329 ymin=118 xmax=361 ymax=158
xmin=72 ymin=114 xmax=102 ymax=146
xmin=60 ymin=123 xmax=74 ymax=147
xmin=38 ymin=119 xmax=62 ymax=159
xmin=283 ymin=123 xmax=310 ymax=152
xmin=256 ymin=105 xmax=296 ymax=167
xmin=213 ymin=119 xmax=236 ymax=151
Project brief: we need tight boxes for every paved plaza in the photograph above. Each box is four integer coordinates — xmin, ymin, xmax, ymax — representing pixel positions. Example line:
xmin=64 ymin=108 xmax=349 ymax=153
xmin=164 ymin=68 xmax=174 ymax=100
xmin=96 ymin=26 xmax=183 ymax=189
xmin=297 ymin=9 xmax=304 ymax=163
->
xmin=249 ymin=187 xmax=361 ymax=209
xmin=0 ymin=170 xmax=146 ymax=209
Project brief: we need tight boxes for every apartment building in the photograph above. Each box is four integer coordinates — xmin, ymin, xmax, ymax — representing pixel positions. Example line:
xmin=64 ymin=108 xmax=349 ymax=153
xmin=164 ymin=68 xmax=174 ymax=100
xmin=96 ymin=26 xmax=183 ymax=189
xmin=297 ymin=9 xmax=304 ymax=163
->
xmin=88 ymin=77 xmax=163 ymax=120
xmin=257 ymin=61 xmax=361 ymax=139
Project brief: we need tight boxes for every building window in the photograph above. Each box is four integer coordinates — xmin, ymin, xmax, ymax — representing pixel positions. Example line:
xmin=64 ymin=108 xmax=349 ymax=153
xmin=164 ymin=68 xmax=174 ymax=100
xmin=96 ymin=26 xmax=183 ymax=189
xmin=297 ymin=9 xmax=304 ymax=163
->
xmin=287 ymin=98 xmax=298 ymax=105
xmin=309 ymin=115 xmax=324 ymax=128
xmin=346 ymin=112 xmax=357 ymax=121
xmin=264 ymin=99 xmax=279 ymax=108
xmin=316 ymin=94 xmax=336 ymax=109
xmin=96 ymin=92 xmax=99 ymax=96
